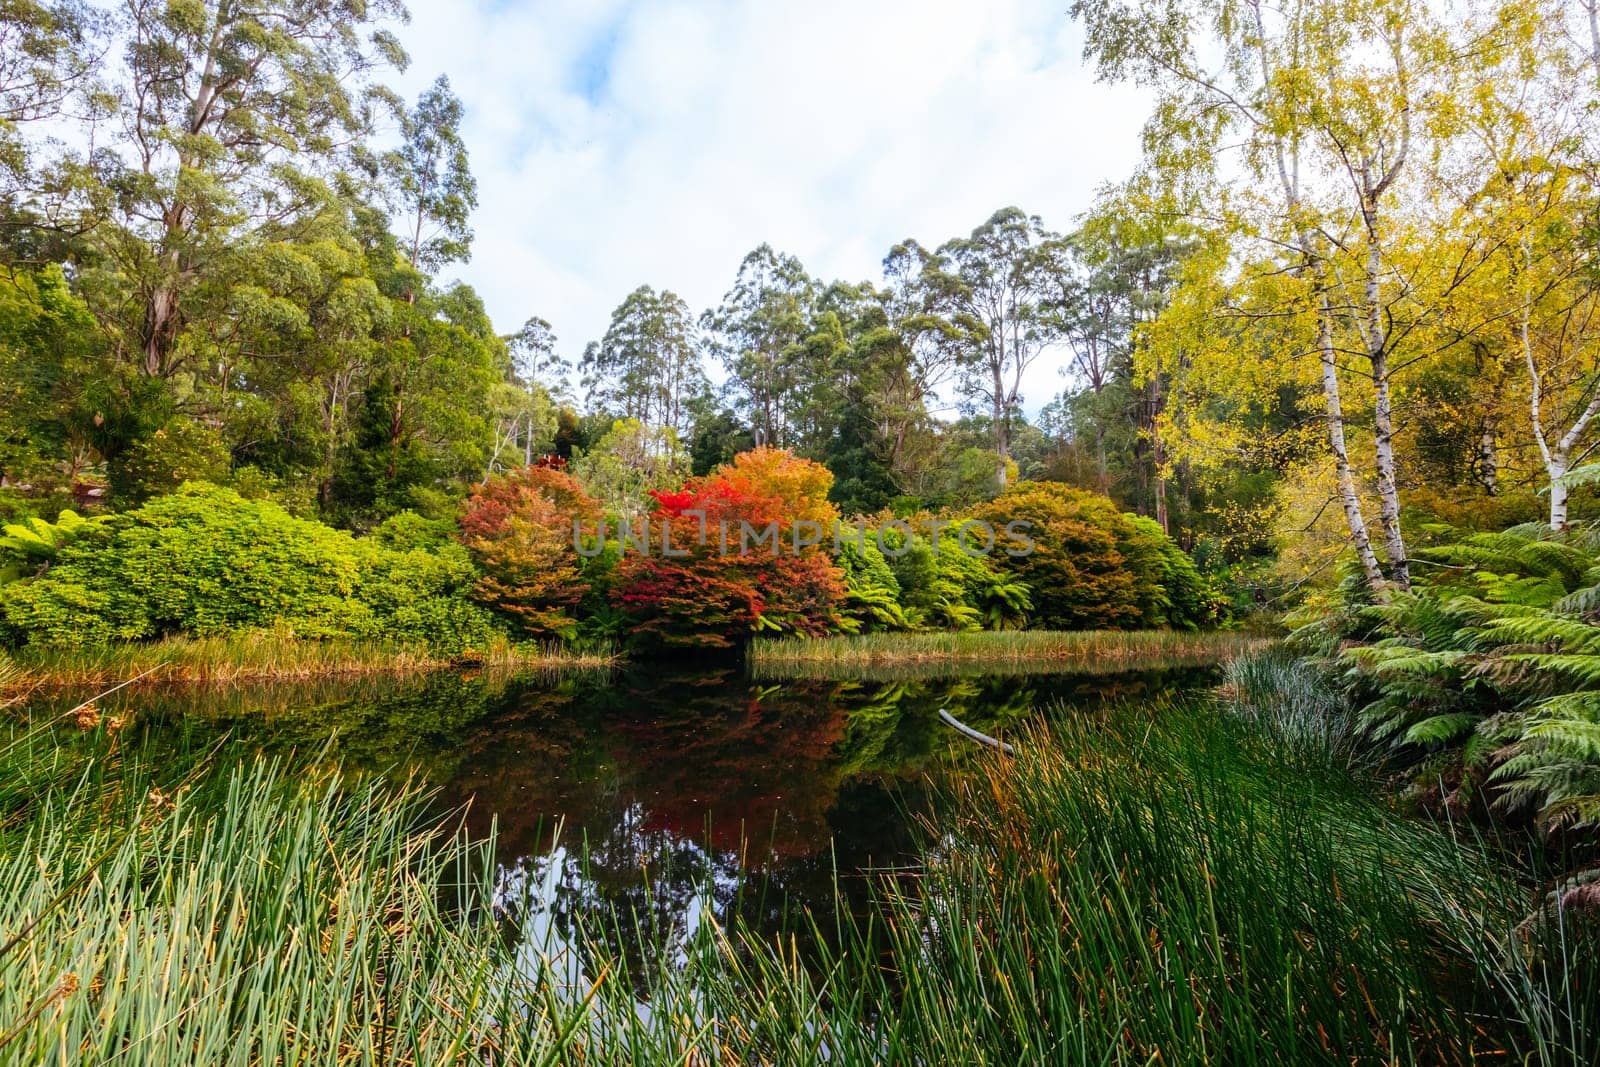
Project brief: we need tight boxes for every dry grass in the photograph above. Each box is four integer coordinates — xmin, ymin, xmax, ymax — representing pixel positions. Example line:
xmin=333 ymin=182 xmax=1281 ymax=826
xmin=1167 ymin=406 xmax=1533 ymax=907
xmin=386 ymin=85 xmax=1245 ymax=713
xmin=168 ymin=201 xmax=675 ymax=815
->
xmin=752 ymin=629 xmax=1266 ymax=680
xmin=1 ymin=632 xmax=613 ymax=699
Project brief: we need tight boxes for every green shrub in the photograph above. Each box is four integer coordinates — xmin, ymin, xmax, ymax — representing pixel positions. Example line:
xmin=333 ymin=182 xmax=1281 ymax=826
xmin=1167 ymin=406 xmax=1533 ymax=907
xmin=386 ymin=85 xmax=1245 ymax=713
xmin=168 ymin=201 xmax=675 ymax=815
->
xmin=0 ymin=484 xmax=499 ymax=651
xmin=1123 ymin=514 xmax=1228 ymax=629
xmin=886 ymin=521 xmax=1030 ymax=631
xmin=837 ymin=538 xmax=909 ymax=631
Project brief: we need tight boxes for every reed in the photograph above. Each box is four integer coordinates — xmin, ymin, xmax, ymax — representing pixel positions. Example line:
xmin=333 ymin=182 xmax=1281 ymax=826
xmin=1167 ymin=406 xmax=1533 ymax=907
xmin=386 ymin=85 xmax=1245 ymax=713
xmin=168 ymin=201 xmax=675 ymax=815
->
xmin=1 ymin=631 xmax=614 ymax=698
xmin=4 ymin=690 xmax=1592 ymax=1064
xmin=752 ymin=628 xmax=1264 ymax=679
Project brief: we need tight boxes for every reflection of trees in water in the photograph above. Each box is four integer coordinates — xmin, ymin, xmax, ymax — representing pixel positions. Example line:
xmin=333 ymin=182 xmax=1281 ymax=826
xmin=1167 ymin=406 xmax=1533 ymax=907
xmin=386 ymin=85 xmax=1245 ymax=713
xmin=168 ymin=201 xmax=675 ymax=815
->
xmin=32 ymin=660 xmax=1217 ymax=975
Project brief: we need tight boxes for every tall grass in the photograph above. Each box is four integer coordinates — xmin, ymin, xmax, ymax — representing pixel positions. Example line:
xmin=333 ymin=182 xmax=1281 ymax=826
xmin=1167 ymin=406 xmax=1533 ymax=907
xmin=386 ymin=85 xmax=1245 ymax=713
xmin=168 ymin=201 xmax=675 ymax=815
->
xmin=0 ymin=726 xmax=590 ymax=1064
xmin=836 ymin=704 xmax=1593 ymax=1064
xmin=1 ymin=631 xmax=613 ymax=698
xmin=1221 ymin=643 xmax=1379 ymax=770
xmin=753 ymin=628 xmax=1263 ymax=680
xmin=4 ymin=691 xmax=1593 ymax=1064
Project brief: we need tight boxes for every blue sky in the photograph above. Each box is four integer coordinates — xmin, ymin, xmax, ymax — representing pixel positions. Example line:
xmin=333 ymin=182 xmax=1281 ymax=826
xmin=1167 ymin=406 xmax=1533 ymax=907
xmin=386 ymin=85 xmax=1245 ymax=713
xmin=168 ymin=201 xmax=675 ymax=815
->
xmin=391 ymin=0 xmax=1154 ymax=413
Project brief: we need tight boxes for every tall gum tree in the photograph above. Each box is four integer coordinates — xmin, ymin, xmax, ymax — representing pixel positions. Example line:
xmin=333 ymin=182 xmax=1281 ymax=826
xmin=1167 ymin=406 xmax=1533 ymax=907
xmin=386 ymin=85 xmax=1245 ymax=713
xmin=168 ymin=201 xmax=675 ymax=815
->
xmin=67 ymin=0 xmax=409 ymax=380
xmin=581 ymin=285 xmax=705 ymax=438
xmin=701 ymin=245 xmax=816 ymax=448
xmin=898 ymin=207 xmax=1067 ymax=493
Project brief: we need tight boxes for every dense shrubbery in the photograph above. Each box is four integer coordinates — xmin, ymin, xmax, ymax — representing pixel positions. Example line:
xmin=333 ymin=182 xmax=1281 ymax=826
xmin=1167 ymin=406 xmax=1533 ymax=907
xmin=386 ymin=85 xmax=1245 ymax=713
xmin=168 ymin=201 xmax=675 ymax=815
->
xmin=0 ymin=451 xmax=1222 ymax=656
xmin=458 ymin=465 xmax=602 ymax=639
xmin=885 ymin=520 xmax=1031 ymax=631
xmin=0 ymin=485 xmax=500 ymax=651
xmin=973 ymin=482 xmax=1224 ymax=631
xmin=613 ymin=449 xmax=849 ymax=648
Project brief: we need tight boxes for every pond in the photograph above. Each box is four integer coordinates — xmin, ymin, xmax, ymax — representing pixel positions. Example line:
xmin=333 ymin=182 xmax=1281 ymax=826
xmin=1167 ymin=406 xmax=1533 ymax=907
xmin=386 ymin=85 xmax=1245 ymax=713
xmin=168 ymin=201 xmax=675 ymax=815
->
xmin=22 ymin=659 xmax=1220 ymax=975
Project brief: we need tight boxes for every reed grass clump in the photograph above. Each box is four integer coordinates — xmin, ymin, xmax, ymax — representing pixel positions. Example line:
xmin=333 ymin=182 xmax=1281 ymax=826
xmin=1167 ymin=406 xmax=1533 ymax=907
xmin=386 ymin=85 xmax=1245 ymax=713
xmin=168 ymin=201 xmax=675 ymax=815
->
xmin=0 ymin=727 xmax=594 ymax=1064
xmin=752 ymin=628 xmax=1262 ymax=679
xmin=1222 ymin=643 xmax=1379 ymax=769
xmin=1 ymin=631 xmax=614 ymax=697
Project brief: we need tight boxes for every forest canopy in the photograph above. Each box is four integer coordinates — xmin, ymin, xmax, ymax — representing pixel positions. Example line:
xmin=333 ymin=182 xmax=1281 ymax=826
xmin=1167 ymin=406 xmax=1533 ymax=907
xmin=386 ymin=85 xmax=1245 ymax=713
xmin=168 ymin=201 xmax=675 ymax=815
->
xmin=0 ymin=0 xmax=1595 ymax=618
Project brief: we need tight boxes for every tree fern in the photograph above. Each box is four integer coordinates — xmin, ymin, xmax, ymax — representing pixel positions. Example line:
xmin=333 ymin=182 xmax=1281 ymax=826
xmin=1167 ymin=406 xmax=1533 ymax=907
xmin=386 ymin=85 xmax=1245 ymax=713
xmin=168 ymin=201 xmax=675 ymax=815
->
xmin=1330 ymin=522 xmax=1600 ymax=828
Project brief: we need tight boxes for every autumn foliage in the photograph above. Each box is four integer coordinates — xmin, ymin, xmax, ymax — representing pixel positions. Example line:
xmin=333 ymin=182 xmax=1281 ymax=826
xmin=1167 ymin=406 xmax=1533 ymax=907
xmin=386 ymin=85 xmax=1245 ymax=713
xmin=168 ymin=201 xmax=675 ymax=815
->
xmin=458 ymin=466 xmax=600 ymax=638
xmin=614 ymin=449 xmax=847 ymax=648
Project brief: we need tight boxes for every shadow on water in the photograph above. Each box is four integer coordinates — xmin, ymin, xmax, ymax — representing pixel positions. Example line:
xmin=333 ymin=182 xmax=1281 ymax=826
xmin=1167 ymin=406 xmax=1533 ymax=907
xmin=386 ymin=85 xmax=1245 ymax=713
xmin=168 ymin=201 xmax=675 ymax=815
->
xmin=19 ymin=658 xmax=1219 ymax=981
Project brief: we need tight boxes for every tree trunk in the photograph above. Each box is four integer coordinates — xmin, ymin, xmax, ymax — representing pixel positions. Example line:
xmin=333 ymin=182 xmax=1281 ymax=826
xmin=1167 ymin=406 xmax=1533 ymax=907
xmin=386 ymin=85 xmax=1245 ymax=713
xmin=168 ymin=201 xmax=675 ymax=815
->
xmin=1319 ymin=297 xmax=1388 ymax=592
xmin=1479 ymin=416 xmax=1498 ymax=494
xmin=1588 ymin=0 xmax=1600 ymax=70
xmin=1370 ymin=349 xmax=1410 ymax=588
xmin=992 ymin=358 xmax=1009 ymax=492
xmin=142 ymin=280 xmax=181 ymax=377
xmin=387 ymin=390 xmax=405 ymax=483
xmin=1550 ymin=452 xmax=1570 ymax=530
xmin=1148 ymin=372 xmax=1168 ymax=533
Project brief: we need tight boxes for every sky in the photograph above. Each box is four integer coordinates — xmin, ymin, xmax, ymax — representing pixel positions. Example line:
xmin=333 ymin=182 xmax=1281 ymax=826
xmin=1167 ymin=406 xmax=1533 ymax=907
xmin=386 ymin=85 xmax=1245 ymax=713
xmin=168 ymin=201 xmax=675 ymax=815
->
xmin=389 ymin=0 xmax=1155 ymax=415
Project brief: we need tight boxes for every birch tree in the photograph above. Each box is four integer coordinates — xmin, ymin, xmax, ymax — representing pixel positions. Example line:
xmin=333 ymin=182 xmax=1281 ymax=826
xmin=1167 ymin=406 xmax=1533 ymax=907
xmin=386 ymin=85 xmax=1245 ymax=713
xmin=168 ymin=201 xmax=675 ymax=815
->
xmin=1071 ymin=0 xmax=1472 ymax=591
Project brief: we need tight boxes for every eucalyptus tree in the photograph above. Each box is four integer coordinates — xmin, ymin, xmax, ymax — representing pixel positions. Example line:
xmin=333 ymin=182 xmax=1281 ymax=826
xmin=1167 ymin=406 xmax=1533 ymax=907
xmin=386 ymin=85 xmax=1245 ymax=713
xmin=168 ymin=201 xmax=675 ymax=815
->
xmin=379 ymin=74 xmax=475 ymax=279
xmin=1051 ymin=199 xmax=1190 ymax=527
xmin=896 ymin=207 xmax=1067 ymax=491
xmin=581 ymin=285 xmax=705 ymax=437
xmin=494 ymin=315 xmax=564 ymax=467
xmin=507 ymin=315 xmax=568 ymax=391
xmin=0 ymin=0 xmax=102 ymax=245
xmin=64 ymin=0 xmax=409 ymax=381
xmin=0 ymin=0 xmax=99 ymax=126
xmin=702 ymin=244 xmax=816 ymax=447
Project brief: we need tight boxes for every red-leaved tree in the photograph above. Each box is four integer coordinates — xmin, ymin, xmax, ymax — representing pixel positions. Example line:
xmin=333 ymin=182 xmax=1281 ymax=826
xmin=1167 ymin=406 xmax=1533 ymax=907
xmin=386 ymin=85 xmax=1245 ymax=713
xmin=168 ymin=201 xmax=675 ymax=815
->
xmin=615 ymin=450 xmax=847 ymax=648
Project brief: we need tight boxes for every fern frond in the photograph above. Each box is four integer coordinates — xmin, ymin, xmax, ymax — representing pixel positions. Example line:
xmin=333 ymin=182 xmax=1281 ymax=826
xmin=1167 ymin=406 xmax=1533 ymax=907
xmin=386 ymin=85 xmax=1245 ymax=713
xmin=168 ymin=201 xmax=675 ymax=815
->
xmin=1403 ymin=712 xmax=1480 ymax=746
xmin=1469 ymin=615 xmax=1600 ymax=654
xmin=1499 ymin=653 xmax=1600 ymax=686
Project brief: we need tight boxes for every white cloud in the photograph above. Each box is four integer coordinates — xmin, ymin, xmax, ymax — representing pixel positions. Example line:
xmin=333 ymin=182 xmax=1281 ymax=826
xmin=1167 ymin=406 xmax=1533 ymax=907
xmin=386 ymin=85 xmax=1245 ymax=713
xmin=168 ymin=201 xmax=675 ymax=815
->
xmin=391 ymin=0 xmax=1153 ymax=414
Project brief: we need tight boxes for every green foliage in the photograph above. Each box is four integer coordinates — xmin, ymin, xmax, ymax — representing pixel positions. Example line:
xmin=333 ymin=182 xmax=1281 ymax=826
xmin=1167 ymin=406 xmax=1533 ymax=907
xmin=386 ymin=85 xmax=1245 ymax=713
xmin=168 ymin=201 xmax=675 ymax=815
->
xmin=0 ymin=507 xmax=93 ymax=582
xmin=836 ymin=539 xmax=909 ymax=632
xmin=1326 ymin=523 xmax=1600 ymax=829
xmin=885 ymin=521 xmax=1030 ymax=632
xmin=109 ymin=417 xmax=231 ymax=504
xmin=974 ymin=481 xmax=1209 ymax=630
xmin=0 ymin=265 xmax=103 ymax=488
xmin=1122 ymin=513 xmax=1225 ymax=628
xmin=571 ymin=418 xmax=690 ymax=518
xmin=0 ymin=484 xmax=497 ymax=651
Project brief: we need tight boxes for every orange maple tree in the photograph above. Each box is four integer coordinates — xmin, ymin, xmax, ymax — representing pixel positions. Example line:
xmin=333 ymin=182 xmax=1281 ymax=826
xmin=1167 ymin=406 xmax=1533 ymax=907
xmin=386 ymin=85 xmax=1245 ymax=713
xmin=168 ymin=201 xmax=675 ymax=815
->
xmin=457 ymin=466 xmax=601 ymax=638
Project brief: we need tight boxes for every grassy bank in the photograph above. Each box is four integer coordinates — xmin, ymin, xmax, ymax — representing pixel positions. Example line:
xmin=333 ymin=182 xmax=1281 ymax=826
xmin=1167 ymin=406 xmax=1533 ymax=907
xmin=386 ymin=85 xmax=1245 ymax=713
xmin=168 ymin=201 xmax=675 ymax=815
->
xmin=752 ymin=628 xmax=1264 ymax=679
xmin=5 ymin=682 xmax=1592 ymax=1064
xmin=0 ymin=632 xmax=613 ymax=701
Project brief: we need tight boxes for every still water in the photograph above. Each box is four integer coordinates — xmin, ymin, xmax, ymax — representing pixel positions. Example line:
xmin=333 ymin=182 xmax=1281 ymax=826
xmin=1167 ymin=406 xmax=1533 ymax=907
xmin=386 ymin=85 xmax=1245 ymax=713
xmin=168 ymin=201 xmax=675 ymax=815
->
xmin=26 ymin=661 xmax=1216 ymax=971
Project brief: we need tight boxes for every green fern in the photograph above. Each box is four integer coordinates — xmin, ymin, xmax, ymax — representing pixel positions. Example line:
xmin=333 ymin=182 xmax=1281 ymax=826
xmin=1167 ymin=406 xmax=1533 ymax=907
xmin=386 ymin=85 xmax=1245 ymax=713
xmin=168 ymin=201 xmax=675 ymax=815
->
xmin=1330 ymin=522 xmax=1600 ymax=828
xmin=1403 ymin=712 xmax=1480 ymax=746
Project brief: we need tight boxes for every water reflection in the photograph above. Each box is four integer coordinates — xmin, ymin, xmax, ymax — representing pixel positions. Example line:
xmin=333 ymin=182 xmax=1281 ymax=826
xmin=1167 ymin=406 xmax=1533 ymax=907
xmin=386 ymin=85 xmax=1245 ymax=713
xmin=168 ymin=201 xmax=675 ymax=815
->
xmin=21 ymin=660 xmax=1217 ymax=977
